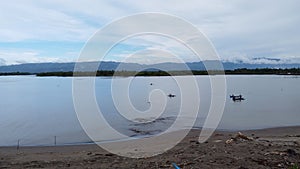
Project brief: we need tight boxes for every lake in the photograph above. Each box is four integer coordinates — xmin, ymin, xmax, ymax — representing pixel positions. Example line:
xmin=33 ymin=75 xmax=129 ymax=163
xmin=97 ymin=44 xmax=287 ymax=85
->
xmin=0 ymin=75 xmax=299 ymax=146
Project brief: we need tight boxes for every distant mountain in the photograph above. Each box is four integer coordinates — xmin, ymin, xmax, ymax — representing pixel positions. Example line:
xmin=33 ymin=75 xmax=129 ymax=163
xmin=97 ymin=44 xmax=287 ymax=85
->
xmin=222 ymin=62 xmax=300 ymax=70
xmin=0 ymin=61 xmax=299 ymax=73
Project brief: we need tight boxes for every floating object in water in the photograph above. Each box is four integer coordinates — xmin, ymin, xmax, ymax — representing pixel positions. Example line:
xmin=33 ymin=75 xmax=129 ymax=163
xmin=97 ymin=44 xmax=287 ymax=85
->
xmin=168 ymin=94 xmax=176 ymax=98
xmin=150 ymin=83 xmax=153 ymax=85
xmin=230 ymin=94 xmax=245 ymax=101
xmin=172 ymin=163 xmax=181 ymax=169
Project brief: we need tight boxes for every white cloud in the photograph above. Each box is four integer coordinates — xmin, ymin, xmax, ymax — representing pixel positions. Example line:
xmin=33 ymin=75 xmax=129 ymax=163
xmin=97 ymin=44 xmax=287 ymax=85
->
xmin=105 ymin=34 xmax=201 ymax=64
xmin=0 ymin=0 xmax=299 ymax=64
xmin=224 ymin=54 xmax=300 ymax=64
xmin=122 ymin=49 xmax=182 ymax=64
xmin=0 ymin=1 xmax=98 ymax=42
xmin=0 ymin=50 xmax=73 ymax=65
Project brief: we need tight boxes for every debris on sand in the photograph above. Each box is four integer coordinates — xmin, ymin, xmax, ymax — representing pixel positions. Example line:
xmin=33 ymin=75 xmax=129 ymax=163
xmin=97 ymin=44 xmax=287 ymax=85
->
xmin=129 ymin=128 xmax=162 ymax=136
xmin=226 ymin=132 xmax=254 ymax=144
xmin=264 ymin=149 xmax=298 ymax=156
xmin=172 ymin=163 xmax=181 ymax=169
xmin=264 ymin=151 xmax=287 ymax=156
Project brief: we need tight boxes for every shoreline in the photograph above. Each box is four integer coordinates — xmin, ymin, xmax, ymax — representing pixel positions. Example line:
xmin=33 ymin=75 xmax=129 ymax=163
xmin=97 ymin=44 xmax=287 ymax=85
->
xmin=1 ymin=126 xmax=299 ymax=168
xmin=1 ymin=67 xmax=300 ymax=77
xmin=2 ymin=125 xmax=300 ymax=149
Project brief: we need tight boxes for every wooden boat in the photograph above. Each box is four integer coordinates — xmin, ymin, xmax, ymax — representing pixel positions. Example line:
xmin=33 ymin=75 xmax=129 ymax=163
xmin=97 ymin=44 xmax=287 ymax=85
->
xmin=168 ymin=94 xmax=176 ymax=98
xmin=230 ymin=94 xmax=245 ymax=101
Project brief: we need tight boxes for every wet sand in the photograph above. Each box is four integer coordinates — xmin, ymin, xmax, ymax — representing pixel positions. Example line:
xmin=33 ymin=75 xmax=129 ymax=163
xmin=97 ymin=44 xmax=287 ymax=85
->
xmin=0 ymin=126 xmax=300 ymax=169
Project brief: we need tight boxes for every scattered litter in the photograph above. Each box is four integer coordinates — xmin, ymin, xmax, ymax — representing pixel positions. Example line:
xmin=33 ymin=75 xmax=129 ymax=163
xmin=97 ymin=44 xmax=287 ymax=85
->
xmin=172 ymin=163 xmax=181 ymax=169
xmin=264 ymin=149 xmax=298 ymax=156
xmin=226 ymin=139 xmax=234 ymax=144
xmin=264 ymin=151 xmax=287 ymax=156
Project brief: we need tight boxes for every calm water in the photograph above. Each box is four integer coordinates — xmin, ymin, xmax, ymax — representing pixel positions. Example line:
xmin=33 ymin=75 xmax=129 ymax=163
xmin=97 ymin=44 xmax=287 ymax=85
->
xmin=0 ymin=75 xmax=299 ymax=146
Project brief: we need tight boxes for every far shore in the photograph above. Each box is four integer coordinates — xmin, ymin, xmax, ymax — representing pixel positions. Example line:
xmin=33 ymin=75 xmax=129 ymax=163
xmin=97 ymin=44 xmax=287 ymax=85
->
xmin=0 ymin=68 xmax=300 ymax=77
xmin=1 ymin=126 xmax=299 ymax=168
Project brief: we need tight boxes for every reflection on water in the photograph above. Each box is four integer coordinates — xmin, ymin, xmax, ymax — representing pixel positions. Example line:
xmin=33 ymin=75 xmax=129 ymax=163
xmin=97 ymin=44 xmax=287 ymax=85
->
xmin=0 ymin=75 xmax=299 ymax=146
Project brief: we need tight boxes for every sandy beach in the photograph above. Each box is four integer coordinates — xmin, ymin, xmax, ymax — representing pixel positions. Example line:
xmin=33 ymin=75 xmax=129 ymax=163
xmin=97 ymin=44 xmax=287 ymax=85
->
xmin=1 ymin=126 xmax=299 ymax=169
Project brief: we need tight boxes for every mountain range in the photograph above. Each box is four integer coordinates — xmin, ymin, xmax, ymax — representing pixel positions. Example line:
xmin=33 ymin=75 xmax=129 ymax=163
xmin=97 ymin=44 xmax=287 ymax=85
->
xmin=0 ymin=61 xmax=299 ymax=73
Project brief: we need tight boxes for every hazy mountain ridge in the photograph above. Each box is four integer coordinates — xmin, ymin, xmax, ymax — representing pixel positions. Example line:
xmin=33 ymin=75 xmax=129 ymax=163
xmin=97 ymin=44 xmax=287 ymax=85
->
xmin=0 ymin=61 xmax=299 ymax=73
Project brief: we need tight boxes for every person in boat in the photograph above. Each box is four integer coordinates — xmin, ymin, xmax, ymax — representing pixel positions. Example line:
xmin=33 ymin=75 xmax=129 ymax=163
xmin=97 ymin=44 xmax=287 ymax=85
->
xmin=168 ymin=94 xmax=176 ymax=98
xmin=230 ymin=94 xmax=245 ymax=101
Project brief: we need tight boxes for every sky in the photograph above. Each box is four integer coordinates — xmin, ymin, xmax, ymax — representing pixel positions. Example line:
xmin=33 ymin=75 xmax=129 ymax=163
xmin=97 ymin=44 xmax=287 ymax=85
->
xmin=0 ymin=0 xmax=300 ymax=65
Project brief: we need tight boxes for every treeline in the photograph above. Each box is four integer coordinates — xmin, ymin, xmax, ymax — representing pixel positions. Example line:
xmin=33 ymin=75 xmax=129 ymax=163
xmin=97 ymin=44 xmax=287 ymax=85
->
xmin=0 ymin=68 xmax=298 ymax=77
xmin=0 ymin=72 xmax=31 ymax=76
xmin=36 ymin=70 xmax=205 ymax=76
xmin=34 ymin=68 xmax=300 ymax=77
xmin=36 ymin=70 xmax=171 ymax=77
xmin=225 ymin=68 xmax=300 ymax=75
xmin=36 ymin=71 xmax=115 ymax=77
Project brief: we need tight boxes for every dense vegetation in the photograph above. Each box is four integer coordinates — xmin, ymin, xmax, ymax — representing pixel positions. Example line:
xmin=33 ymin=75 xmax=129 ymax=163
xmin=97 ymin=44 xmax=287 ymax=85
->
xmin=225 ymin=68 xmax=300 ymax=75
xmin=0 ymin=72 xmax=31 ymax=76
xmin=33 ymin=68 xmax=300 ymax=77
xmin=0 ymin=68 xmax=299 ymax=77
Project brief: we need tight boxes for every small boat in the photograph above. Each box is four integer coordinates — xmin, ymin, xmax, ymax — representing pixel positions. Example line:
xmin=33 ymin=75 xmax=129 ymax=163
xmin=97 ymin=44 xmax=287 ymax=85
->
xmin=168 ymin=94 xmax=176 ymax=98
xmin=230 ymin=94 xmax=245 ymax=101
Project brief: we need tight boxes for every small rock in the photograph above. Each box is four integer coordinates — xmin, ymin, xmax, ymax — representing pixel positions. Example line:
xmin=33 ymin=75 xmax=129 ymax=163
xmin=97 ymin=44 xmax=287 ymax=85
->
xmin=294 ymin=140 xmax=300 ymax=145
xmin=286 ymin=149 xmax=297 ymax=156
xmin=214 ymin=140 xmax=222 ymax=143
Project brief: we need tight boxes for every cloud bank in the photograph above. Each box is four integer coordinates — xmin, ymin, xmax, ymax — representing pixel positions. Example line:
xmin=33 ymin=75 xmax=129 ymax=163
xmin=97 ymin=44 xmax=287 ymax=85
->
xmin=0 ymin=1 xmax=299 ymax=65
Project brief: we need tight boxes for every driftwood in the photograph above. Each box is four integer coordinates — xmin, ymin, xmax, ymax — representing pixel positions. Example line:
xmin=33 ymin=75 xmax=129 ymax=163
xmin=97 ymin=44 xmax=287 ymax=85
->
xmin=226 ymin=132 xmax=253 ymax=144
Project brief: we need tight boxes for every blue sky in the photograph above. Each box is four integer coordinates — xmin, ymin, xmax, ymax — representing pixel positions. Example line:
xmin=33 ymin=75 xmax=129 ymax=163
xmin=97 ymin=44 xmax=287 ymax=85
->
xmin=0 ymin=0 xmax=300 ymax=65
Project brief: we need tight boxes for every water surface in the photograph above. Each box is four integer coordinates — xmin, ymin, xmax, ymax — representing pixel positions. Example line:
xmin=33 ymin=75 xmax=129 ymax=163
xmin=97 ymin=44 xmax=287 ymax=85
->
xmin=0 ymin=75 xmax=299 ymax=146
